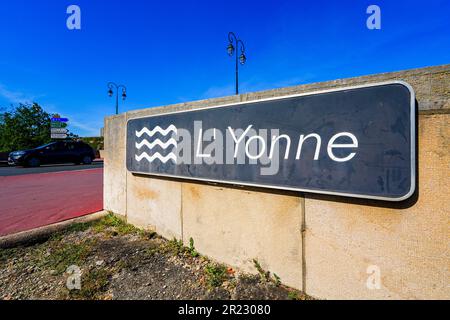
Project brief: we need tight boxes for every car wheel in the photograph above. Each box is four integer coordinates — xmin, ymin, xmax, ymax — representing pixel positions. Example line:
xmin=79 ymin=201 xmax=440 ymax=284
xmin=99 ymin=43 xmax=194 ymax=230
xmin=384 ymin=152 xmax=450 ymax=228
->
xmin=27 ymin=157 xmax=40 ymax=167
xmin=82 ymin=155 xmax=92 ymax=165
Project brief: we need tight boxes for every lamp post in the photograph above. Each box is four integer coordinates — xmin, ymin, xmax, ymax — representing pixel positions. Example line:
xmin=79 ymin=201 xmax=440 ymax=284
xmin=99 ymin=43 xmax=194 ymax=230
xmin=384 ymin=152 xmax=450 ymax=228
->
xmin=107 ymin=82 xmax=127 ymax=115
xmin=227 ymin=32 xmax=246 ymax=95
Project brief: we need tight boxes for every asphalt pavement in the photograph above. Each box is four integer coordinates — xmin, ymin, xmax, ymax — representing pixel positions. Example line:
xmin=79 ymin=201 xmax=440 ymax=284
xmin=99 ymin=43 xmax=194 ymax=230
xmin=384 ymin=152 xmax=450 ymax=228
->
xmin=0 ymin=161 xmax=103 ymax=176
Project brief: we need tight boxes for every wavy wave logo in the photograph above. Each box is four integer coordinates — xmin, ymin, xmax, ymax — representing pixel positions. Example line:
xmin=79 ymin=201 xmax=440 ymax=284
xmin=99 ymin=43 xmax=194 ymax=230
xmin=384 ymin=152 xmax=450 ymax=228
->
xmin=135 ymin=125 xmax=177 ymax=138
xmin=135 ymin=151 xmax=177 ymax=163
xmin=135 ymin=125 xmax=177 ymax=164
xmin=135 ymin=138 xmax=177 ymax=150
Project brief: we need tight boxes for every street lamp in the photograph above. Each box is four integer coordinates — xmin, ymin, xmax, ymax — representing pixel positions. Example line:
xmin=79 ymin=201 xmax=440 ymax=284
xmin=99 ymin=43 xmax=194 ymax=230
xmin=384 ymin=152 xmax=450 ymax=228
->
xmin=107 ymin=82 xmax=127 ymax=115
xmin=227 ymin=32 xmax=246 ymax=95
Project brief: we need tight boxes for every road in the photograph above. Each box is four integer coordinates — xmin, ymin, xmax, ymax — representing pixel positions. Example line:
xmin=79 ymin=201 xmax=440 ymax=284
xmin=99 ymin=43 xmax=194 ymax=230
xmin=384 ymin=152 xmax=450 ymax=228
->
xmin=0 ymin=161 xmax=103 ymax=176
xmin=0 ymin=163 xmax=103 ymax=237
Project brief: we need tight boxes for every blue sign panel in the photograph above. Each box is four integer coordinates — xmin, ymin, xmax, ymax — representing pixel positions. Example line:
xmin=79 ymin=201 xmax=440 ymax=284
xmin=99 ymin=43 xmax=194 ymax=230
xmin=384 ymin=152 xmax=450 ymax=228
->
xmin=51 ymin=117 xmax=69 ymax=122
xmin=126 ymin=82 xmax=416 ymax=201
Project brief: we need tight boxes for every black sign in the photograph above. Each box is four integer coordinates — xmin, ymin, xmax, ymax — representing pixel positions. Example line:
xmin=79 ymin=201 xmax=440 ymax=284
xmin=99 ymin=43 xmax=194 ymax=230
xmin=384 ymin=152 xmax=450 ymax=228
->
xmin=127 ymin=82 xmax=415 ymax=201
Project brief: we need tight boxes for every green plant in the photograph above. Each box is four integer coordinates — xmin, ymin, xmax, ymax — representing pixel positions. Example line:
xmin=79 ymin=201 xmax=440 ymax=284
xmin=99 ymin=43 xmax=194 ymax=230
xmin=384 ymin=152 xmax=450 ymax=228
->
xmin=163 ymin=237 xmax=200 ymax=257
xmin=204 ymin=263 xmax=228 ymax=288
xmin=253 ymin=259 xmax=282 ymax=285
xmin=49 ymin=232 xmax=65 ymax=242
xmin=69 ymin=268 xmax=111 ymax=299
xmin=253 ymin=259 xmax=271 ymax=282
xmin=46 ymin=221 xmax=92 ymax=242
xmin=166 ymin=238 xmax=185 ymax=255
xmin=65 ymin=221 xmax=92 ymax=233
xmin=188 ymin=237 xmax=199 ymax=258
xmin=92 ymin=213 xmax=142 ymax=236
xmin=92 ymin=222 xmax=108 ymax=234
xmin=40 ymin=241 xmax=93 ymax=275
xmin=0 ymin=247 xmax=19 ymax=264
xmin=273 ymin=273 xmax=281 ymax=286
xmin=288 ymin=290 xmax=300 ymax=300
xmin=142 ymin=246 xmax=158 ymax=257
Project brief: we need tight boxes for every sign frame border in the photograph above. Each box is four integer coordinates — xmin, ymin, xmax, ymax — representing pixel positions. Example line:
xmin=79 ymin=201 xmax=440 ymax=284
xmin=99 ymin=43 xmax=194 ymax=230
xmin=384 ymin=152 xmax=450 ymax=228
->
xmin=126 ymin=81 xmax=416 ymax=202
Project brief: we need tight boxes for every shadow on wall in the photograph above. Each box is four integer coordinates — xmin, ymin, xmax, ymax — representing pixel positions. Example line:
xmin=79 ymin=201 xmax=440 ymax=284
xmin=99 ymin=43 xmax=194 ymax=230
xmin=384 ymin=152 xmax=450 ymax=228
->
xmin=133 ymin=173 xmax=418 ymax=210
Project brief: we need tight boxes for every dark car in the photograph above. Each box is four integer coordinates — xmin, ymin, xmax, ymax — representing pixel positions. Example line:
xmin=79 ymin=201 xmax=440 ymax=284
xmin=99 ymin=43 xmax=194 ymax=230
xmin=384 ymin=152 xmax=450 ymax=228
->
xmin=8 ymin=141 xmax=95 ymax=167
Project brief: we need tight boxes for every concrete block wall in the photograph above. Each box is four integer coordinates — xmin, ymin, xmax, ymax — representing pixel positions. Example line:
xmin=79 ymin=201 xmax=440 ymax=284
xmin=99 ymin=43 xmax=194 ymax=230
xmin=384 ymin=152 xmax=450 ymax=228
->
xmin=103 ymin=64 xmax=450 ymax=299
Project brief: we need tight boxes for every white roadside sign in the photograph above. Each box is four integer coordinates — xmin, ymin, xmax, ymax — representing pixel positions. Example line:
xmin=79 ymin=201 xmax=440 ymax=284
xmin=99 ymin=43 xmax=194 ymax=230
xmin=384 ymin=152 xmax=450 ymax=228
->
xmin=51 ymin=128 xmax=68 ymax=134
xmin=51 ymin=133 xmax=68 ymax=139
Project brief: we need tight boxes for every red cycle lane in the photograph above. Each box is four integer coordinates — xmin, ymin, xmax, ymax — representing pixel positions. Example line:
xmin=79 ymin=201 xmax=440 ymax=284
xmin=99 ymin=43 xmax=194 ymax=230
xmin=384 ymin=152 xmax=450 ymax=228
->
xmin=0 ymin=168 xmax=103 ymax=236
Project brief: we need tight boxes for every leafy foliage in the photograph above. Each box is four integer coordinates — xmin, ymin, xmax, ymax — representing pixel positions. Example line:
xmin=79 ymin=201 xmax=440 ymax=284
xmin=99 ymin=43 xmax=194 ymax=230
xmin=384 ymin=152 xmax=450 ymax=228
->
xmin=39 ymin=241 xmax=94 ymax=275
xmin=93 ymin=213 xmax=140 ymax=235
xmin=0 ymin=103 xmax=51 ymax=152
xmin=0 ymin=103 xmax=80 ymax=153
xmin=204 ymin=263 xmax=228 ymax=288
xmin=189 ymin=237 xmax=199 ymax=257
xmin=69 ymin=268 xmax=111 ymax=300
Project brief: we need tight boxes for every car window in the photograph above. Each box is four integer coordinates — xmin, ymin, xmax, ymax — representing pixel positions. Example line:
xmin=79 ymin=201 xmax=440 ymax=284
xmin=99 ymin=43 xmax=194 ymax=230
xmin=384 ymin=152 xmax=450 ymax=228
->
xmin=53 ymin=142 xmax=66 ymax=151
xmin=48 ymin=143 xmax=58 ymax=151
xmin=48 ymin=141 xmax=68 ymax=151
xmin=37 ymin=142 xmax=55 ymax=150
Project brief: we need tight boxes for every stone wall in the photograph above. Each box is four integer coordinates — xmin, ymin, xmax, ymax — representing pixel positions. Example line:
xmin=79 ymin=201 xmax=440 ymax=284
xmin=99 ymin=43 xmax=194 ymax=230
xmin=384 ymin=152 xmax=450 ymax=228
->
xmin=103 ymin=64 xmax=449 ymax=299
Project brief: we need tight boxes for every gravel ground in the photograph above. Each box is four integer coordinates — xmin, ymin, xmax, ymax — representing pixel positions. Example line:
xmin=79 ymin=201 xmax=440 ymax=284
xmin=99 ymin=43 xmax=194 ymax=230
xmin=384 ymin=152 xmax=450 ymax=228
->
xmin=0 ymin=214 xmax=311 ymax=300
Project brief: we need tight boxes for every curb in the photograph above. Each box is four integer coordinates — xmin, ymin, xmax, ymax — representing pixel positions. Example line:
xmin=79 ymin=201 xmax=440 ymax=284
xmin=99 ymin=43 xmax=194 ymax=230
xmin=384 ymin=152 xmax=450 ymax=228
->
xmin=0 ymin=210 xmax=108 ymax=249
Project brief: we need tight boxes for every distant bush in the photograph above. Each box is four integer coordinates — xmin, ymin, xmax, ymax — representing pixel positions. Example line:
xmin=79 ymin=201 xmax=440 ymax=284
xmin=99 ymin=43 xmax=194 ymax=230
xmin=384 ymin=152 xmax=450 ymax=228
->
xmin=79 ymin=136 xmax=104 ymax=151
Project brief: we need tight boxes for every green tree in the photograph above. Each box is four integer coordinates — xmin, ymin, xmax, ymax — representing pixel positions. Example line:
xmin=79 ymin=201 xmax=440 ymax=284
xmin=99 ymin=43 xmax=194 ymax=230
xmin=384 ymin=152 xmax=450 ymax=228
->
xmin=0 ymin=103 xmax=52 ymax=152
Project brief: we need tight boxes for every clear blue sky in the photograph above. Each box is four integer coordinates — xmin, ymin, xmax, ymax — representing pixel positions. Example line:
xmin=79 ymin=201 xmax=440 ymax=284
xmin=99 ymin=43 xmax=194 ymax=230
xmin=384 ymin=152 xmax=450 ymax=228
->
xmin=0 ymin=0 xmax=448 ymax=136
